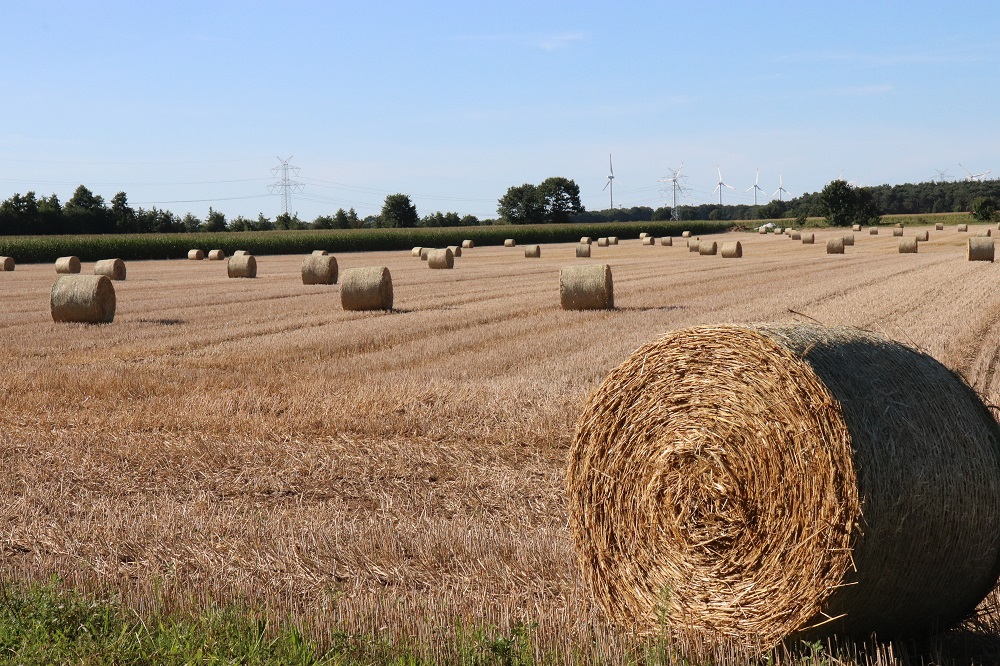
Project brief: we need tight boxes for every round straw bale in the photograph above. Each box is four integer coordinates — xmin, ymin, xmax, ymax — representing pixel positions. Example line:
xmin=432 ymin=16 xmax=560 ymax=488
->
xmin=720 ymin=241 xmax=742 ymax=258
xmin=234 ymin=250 xmax=249 ymax=256
xmin=827 ymin=237 xmax=845 ymax=254
xmin=898 ymin=237 xmax=918 ymax=253
xmin=639 ymin=232 xmax=649 ymax=239
xmin=311 ymin=250 xmax=328 ymax=256
xmin=447 ymin=244 xmax=462 ymax=257
xmin=958 ymin=224 xmax=969 ymax=232
xmin=893 ymin=228 xmax=903 ymax=237
xmin=576 ymin=244 xmax=591 ymax=258
xmin=758 ymin=227 xmax=767 ymax=234
xmin=462 ymin=239 xmax=474 ymax=249
xmin=0 ymin=257 xmax=13 ymax=271
xmin=187 ymin=249 xmax=205 ymax=260
xmin=916 ymin=230 xmax=929 ymax=241
xmin=852 ymin=224 xmax=862 ymax=231
xmin=936 ymin=222 xmax=944 ymax=231
xmin=698 ymin=240 xmax=718 ymax=255
xmin=801 ymin=233 xmax=815 ymax=244
xmin=411 ymin=246 xmax=423 ymax=257
xmin=597 ymin=238 xmax=609 ymax=247
xmin=580 ymin=236 xmax=593 ymax=245
xmin=775 ymin=227 xmax=784 ymax=235
xmin=93 ymin=258 xmax=126 ymax=281
xmin=895 ymin=222 xmax=904 ymax=228
xmin=660 ymin=237 xmax=672 ymax=246
xmin=687 ymin=240 xmax=700 ymax=253
xmin=608 ymin=236 xmax=619 ymax=245
xmin=525 ymin=244 xmax=541 ymax=258
xmin=340 ymin=266 xmax=393 ymax=311
xmin=51 ymin=275 xmax=115 ymax=323
xmin=301 ymin=254 xmax=338 ymax=285
xmin=790 ymin=231 xmax=801 ymax=240
xmin=420 ymin=248 xmax=430 ymax=261
xmin=681 ymin=231 xmax=691 ymax=238
xmin=55 ymin=256 xmax=81 ymax=273
xmin=642 ymin=237 xmax=655 ymax=246
xmin=869 ymin=228 xmax=879 ymax=235
xmin=504 ymin=238 xmax=516 ymax=247
xmin=227 ymin=254 xmax=257 ymax=278
xmin=428 ymin=248 xmax=455 ymax=269
xmin=568 ymin=323 xmax=1000 ymax=649
xmin=968 ymin=237 xmax=995 ymax=262
xmin=560 ymin=264 xmax=613 ymax=310
xmin=208 ymin=249 xmax=226 ymax=260
xmin=843 ymin=234 xmax=855 ymax=246
xmin=978 ymin=228 xmax=993 ymax=237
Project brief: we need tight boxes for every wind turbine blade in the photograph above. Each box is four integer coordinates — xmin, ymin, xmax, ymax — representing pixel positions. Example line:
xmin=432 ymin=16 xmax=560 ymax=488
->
xmin=755 ymin=168 xmax=760 ymax=185
xmin=772 ymin=188 xmax=781 ymax=197
xmin=745 ymin=185 xmax=755 ymax=193
xmin=609 ymin=154 xmax=614 ymax=176
xmin=711 ymin=184 xmax=720 ymax=196
xmin=602 ymin=181 xmax=610 ymax=191
xmin=717 ymin=166 xmax=723 ymax=181
xmin=724 ymin=183 xmax=735 ymax=190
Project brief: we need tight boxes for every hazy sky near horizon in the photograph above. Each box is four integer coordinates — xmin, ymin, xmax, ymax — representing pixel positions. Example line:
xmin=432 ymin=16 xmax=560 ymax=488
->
xmin=2 ymin=1 xmax=999 ymax=221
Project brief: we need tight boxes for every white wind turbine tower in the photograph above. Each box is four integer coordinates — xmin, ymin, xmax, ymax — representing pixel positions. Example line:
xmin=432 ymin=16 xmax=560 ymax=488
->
xmin=657 ymin=162 xmax=688 ymax=220
xmin=960 ymin=163 xmax=992 ymax=181
xmin=712 ymin=166 xmax=735 ymax=205
xmin=602 ymin=154 xmax=616 ymax=209
xmin=773 ymin=174 xmax=792 ymax=201
xmin=745 ymin=168 xmax=768 ymax=206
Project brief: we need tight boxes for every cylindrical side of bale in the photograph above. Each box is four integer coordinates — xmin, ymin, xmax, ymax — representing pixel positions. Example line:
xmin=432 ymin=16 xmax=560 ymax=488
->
xmin=420 ymin=248 xmax=430 ymax=261
xmin=234 ymin=250 xmax=249 ymax=256
xmin=958 ymin=224 xmax=969 ymax=232
xmin=687 ymin=240 xmax=700 ymax=253
xmin=968 ymin=237 xmax=995 ymax=262
xmin=576 ymin=244 xmax=591 ymax=258
xmin=0 ymin=257 xmax=13 ymax=271
xmin=311 ymin=250 xmax=328 ymax=256
xmin=608 ymin=236 xmax=619 ymax=245
xmin=227 ymin=254 xmax=257 ymax=278
xmin=681 ymin=231 xmax=691 ymax=238
xmin=93 ymin=258 xmax=126 ymax=280
xmin=916 ymin=231 xmax=929 ymax=241
xmin=843 ymin=234 xmax=855 ymax=246
xmin=698 ymin=241 xmax=718 ymax=255
xmin=852 ymin=224 xmax=862 ymax=231
xmin=208 ymin=249 xmax=226 ymax=260
xmin=660 ymin=237 xmax=672 ymax=246
xmin=411 ymin=247 xmax=423 ymax=257
xmin=597 ymin=238 xmax=609 ymax=247
xmin=340 ymin=266 xmax=393 ymax=311
xmin=560 ymin=264 xmax=613 ymax=310
xmin=525 ymin=245 xmax=541 ymax=258
xmin=568 ymin=323 xmax=1000 ymax=649
xmin=504 ymin=239 xmax=516 ymax=247
xmin=801 ymin=233 xmax=814 ymax=244
xmin=898 ymin=237 xmax=918 ymax=253
xmin=827 ymin=238 xmax=845 ymax=254
xmin=639 ymin=233 xmax=649 ymax=239
xmin=893 ymin=228 xmax=903 ymax=237
xmin=581 ymin=236 xmax=593 ymax=245
xmin=55 ymin=256 xmax=81 ymax=274
xmin=936 ymin=223 xmax=944 ymax=231
xmin=790 ymin=231 xmax=801 ymax=240
xmin=447 ymin=245 xmax=462 ymax=258
xmin=428 ymin=248 xmax=455 ymax=269
xmin=869 ymin=228 xmax=879 ymax=235
xmin=188 ymin=249 xmax=204 ymax=260
xmin=51 ymin=275 xmax=116 ymax=323
xmin=462 ymin=239 xmax=474 ymax=249
xmin=720 ymin=241 xmax=742 ymax=258
xmin=642 ymin=237 xmax=655 ymax=246
xmin=301 ymin=254 xmax=338 ymax=285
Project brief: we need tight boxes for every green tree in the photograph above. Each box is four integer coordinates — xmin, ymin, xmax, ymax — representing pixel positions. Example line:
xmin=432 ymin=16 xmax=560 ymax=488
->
xmin=203 ymin=207 xmax=227 ymax=232
xmin=111 ymin=192 xmax=137 ymax=233
xmin=379 ymin=194 xmax=418 ymax=228
xmin=275 ymin=212 xmax=304 ymax=230
xmin=497 ymin=183 xmax=544 ymax=224
xmin=971 ymin=197 xmax=998 ymax=222
xmin=346 ymin=208 xmax=362 ymax=229
xmin=181 ymin=213 xmax=202 ymax=232
xmin=819 ymin=180 xmax=881 ymax=227
xmin=537 ymin=177 xmax=584 ymax=223
xmin=64 ymin=185 xmax=111 ymax=233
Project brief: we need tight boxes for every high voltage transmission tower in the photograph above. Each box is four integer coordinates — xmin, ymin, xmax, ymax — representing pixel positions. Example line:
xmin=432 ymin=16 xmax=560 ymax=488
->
xmin=268 ymin=156 xmax=303 ymax=215
xmin=658 ymin=163 xmax=689 ymax=220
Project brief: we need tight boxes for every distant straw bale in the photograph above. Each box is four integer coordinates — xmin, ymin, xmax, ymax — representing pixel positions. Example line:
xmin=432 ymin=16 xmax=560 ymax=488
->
xmin=93 ymin=258 xmax=126 ymax=281
xmin=0 ymin=257 xmax=13 ymax=271
xmin=843 ymin=234 xmax=855 ymax=246
xmin=687 ymin=240 xmax=700 ymax=252
xmin=698 ymin=241 xmax=718 ymax=255
xmin=227 ymin=254 xmax=257 ymax=278
xmin=852 ymin=224 xmax=862 ymax=231
xmin=576 ymin=244 xmax=591 ymax=258
xmin=55 ymin=256 xmax=81 ymax=274
xmin=608 ymin=236 xmax=619 ymax=245
xmin=791 ymin=231 xmax=801 ymax=240
xmin=827 ymin=238 xmax=844 ymax=254
xmin=504 ymin=239 xmax=516 ymax=247
xmin=660 ymin=237 xmax=672 ymax=246
xmin=916 ymin=231 xmax=929 ymax=241
xmin=898 ymin=238 xmax=918 ymax=253
xmin=759 ymin=227 xmax=767 ymax=234
xmin=580 ymin=237 xmax=593 ymax=245
xmin=234 ymin=250 xmax=249 ymax=256
xmin=447 ymin=244 xmax=462 ymax=257
xmin=870 ymin=228 xmax=879 ymax=235
xmin=311 ymin=250 xmax=328 ymax=256
xmin=525 ymin=244 xmax=541 ymax=258
xmin=597 ymin=238 xmax=609 ymax=247
xmin=642 ymin=237 xmax=655 ymax=246
xmin=51 ymin=275 xmax=115 ymax=323
xmin=977 ymin=229 xmax=993 ymax=237
xmin=208 ymin=249 xmax=226 ymax=260
xmin=720 ymin=241 xmax=742 ymax=258
xmin=639 ymin=233 xmax=649 ymax=239
xmin=968 ymin=237 xmax=995 ymax=262
xmin=428 ymin=248 xmax=455 ymax=269
xmin=340 ymin=266 xmax=392 ymax=311
xmin=896 ymin=222 xmax=904 ymax=228
xmin=560 ymin=264 xmax=613 ymax=310
xmin=462 ymin=239 xmax=474 ymax=249
xmin=301 ymin=254 xmax=338 ymax=284
xmin=681 ymin=231 xmax=691 ymax=238
xmin=801 ymin=233 xmax=815 ymax=244
xmin=411 ymin=247 xmax=423 ymax=257
xmin=893 ymin=228 xmax=904 ymax=237
xmin=187 ymin=249 xmax=205 ymax=260
xmin=958 ymin=224 xmax=969 ymax=232
xmin=936 ymin=223 xmax=944 ymax=231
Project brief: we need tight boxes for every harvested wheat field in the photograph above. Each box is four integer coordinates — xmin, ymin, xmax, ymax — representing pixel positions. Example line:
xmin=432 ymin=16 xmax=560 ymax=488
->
xmin=2 ymin=226 xmax=1000 ymax=663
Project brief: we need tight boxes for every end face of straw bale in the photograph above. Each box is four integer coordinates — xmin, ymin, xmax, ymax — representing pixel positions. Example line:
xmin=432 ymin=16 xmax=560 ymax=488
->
xmin=187 ymin=249 xmax=205 ymax=260
xmin=93 ymin=258 xmax=126 ymax=280
xmin=801 ymin=233 xmax=815 ymax=244
xmin=446 ymin=244 xmax=462 ymax=258
xmin=504 ymin=239 xmax=516 ymax=247
xmin=576 ymin=244 xmax=591 ymax=258
xmin=427 ymin=248 xmax=455 ymax=269
xmin=0 ymin=257 xmax=13 ymax=271
xmin=898 ymin=237 xmax=918 ymax=253
xmin=340 ymin=266 xmax=393 ymax=311
xmin=301 ymin=254 xmax=338 ymax=284
xmin=698 ymin=240 xmax=717 ymax=255
xmin=227 ymin=254 xmax=257 ymax=278
xmin=758 ymin=227 xmax=768 ymax=234
xmin=978 ymin=228 xmax=993 ymax=237
xmin=208 ymin=249 xmax=226 ymax=260
xmin=51 ymin=275 xmax=116 ymax=323
xmin=827 ymin=237 xmax=845 ymax=254
xmin=524 ymin=245 xmax=541 ymax=258
xmin=559 ymin=264 xmax=613 ymax=310
xmin=968 ymin=237 xmax=995 ymax=262
xmin=660 ymin=237 xmax=672 ymax=246
xmin=55 ymin=256 xmax=81 ymax=274
xmin=842 ymin=234 xmax=855 ymax=246
xmin=720 ymin=241 xmax=742 ymax=258
xmin=461 ymin=239 xmax=474 ymax=249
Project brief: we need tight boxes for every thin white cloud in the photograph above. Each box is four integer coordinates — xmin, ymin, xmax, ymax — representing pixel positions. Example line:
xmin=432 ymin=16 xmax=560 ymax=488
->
xmin=456 ymin=31 xmax=586 ymax=51
xmin=537 ymin=32 xmax=585 ymax=51
xmin=829 ymin=84 xmax=894 ymax=96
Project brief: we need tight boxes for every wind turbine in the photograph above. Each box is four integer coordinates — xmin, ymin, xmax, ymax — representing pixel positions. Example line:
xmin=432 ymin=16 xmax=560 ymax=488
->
xmin=602 ymin=154 xmax=616 ymax=209
xmin=773 ymin=174 xmax=792 ymax=201
xmin=745 ymin=168 xmax=768 ymax=206
xmin=960 ymin=163 xmax=992 ymax=181
xmin=712 ymin=166 xmax=735 ymax=205
xmin=657 ymin=162 xmax=688 ymax=220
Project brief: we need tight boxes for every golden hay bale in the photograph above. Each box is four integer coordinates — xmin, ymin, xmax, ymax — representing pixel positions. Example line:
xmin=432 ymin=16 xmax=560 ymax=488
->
xmin=447 ymin=244 xmax=462 ymax=257
xmin=504 ymin=238 xmax=516 ymax=247
xmin=775 ymin=227 xmax=784 ymax=235
xmin=968 ymin=237 xmax=995 ymax=262
xmin=581 ymin=236 xmax=593 ymax=244
xmin=420 ymin=248 xmax=430 ymax=261
xmin=525 ymin=244 xmax=541 ymax=258
xmin=869 ymin=228 xmax=879 ymax=235
xmin=978 ymin=229 xmax=993 ymax=238
xmin=898 ymin=238 xmax=918 ymax=253
xmin=560 ymin=264 xmax=613 ymax=310
xmin=597 ymin=238 xmax=609 ymax=247
xmin=895 ymin=222 xmax=904 ymax=228
xmin=660 ymin=237 xmax=672 ymax=246
xmin=51 ymin=275 xmax=116 ymax=323
xmin=462 ymin=239 xmax=474 ymax=249
xmin=0 ymin=257 xmax=13 ymax=271
xmin=827 ymin=237 xmax=845 ymax=254
xmin=576 ymin=244 xmax=591 ymax=258
xmin=568 ymin=323 xmax=1000 ymax=649
xmin=340 ymin=266 xmax=393 ymax=311
xmin=698 ymin=241 xmax=718 ymax=255
xmin=958 ymin=224 xmax=969 ymax=232
xmin=936 ymin=223 xmax=944 ymax=231
xmin=428 ymin=248 xmax=455 ymax=269
xmin=681 ymin=231 xmax=691 ymax=238
xmin=790 ymin=231 xmax=801 ymax=240
xmin=234 ymin=250 xmax=249 ymax=256
xmin=187 ymin=249 xmax=205 ymax=260
xmin=642 ymin=237 xmax=655 ymax=246
xmin=843 ymin=234 xmax=855 ymax=246
xmin=301 ymin=254 xmax=338 ymax=285
xmin=893 ymin=228 xmax=903 ymax=237
xmin=208 ymin=249 xmax=226 ymax=260
xmin=916 ymin=230 xmax=929 ymax=241
xmin=852 ymin=224 xmax=862 ymax=231
xmin=93 ymin=258 xmax=126 ymax=281
xmin=720 ymin=241 xmax=742 ymax=258
xmin=801 ymin=233 xmax=815 ymax=244
xmin=310 ymin=250 xmax=328 ymax=256
xmin=758 ymin=227 xmax=767 ymax=234
xmin=639 ymin=232 xmax=649 ymax=239
xmin=227 ymin=254 xmax=257 ymax=278
xmin=687 ymin=240 xmax=700 ymax=253
xmin=55 ymin=256 xmax=81 ymax=274
xmin=608 ymin=236 xmax=619 ymax=245
xmin=411 ymin=246 xmax=423 ymax=257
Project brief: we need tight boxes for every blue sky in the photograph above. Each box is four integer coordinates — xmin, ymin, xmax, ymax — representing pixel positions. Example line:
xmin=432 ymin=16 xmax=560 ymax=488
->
xmin=1 ymin=1 xmax=998 ymax=222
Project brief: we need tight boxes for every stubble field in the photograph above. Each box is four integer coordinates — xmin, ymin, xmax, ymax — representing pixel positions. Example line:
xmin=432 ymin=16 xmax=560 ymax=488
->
xmin=2 ymin=224 xmax=1000 ymax=662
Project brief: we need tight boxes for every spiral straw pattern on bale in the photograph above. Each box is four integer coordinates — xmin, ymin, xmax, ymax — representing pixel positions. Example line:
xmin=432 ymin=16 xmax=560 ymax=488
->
xmin=898 ymin=238 xmax=918 ymax=253
xmin=301 ymin=254 xmax=338 ymax=284
xmin=576 ymin=244 xmax=591 ymax=258
xmin=188 ymin=249 xmax=204 ymax=260
xmin=559 ymin=264 xmax=613 ymax=310
xmin=0 ymin=257 xmax=13 ymax=271
xmin=698 ymin=241 xmax=718 ymax=255
xmin=968 ymin=237 xmax=995 ymax=262
xmin=55 ymin=256 xmax=81 ymax=274
xmin=524 ymin=245 xmax=541 ymax=258
xmin=227 ymin=254 xmax=257 ymax=278
xmin=827 ymin=238 xmax=844 ymax=254
xmin=446 ymin=244 xmax=462 ymax=258
xmin=51 ymin=275 xmax=116 ymax=323
xmin=94 ymin=258 xmax=126 ymax=280
xmin=427 ymin=248 xmax=455 ymax=269
xmin=720 ymin=241 xmax=742 ymax=258
xmin=567 ymin=324 xmax=1000 ymax=650
xmin=340 ymin=266 xmax=392 ymax=311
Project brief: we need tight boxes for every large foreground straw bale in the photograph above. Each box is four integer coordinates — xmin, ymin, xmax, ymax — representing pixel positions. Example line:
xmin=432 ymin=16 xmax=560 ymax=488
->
xmin=340 ymin=266 xmax=392 ymax=310
xmin=187 ymin=249 xmax=205 ymax=260
xmin=446 ymin=244 xmax=462 ymax=257
xmin=560 ymin=264 xmax=613 ymax=310
xmin=576 ymin=244 xmax=591 ymax=258
xmin=0 ymin=257 xmax=13 ymax=271
xmin=698 ymin=241 xmax=718 ymax=255
xmin=301 ymin=254 xmax=338 ymax=284
xmin=568 ymin=323 xmax=1000 ymax=649
xmin=504 ymin=238 xmax=516 ymax=247
xmin=525 ymin=244 xmax=541 ymax=258
xmin=720 ymin=241 xmax=742 ymax=258
xmin=915 ymin=230 xmax=929 ymax=241
xmin=208 ymin=249 xmax=226 ymax=260
xmin=227 ymin=254 xmax=257 ymax=278
xmin=660 ymin=237 xmax=672 ymax=246
xmin=936 ymin=222 xmax=944 ymax=230
xmin=827 ymin=238 xmax=844 ymax=254
xmin=899 ymin=238 xmax=918 ymax=253
xmin=55 ymin=256 xmax=81 ymax=274
xmin=801 ymin=233 xmax=814 ymax=244
xmin=427 ymin=248 xmax=455 ymax=269
xmin=843 ymin=234 xmax=855 ymax=246
xmin=93 ymin=258 xmax=126 ymax=280
xmin=968 ymin=237 xmax=995 ymax=262
xmin=51 ymin=275 xmax=116 ymax=323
